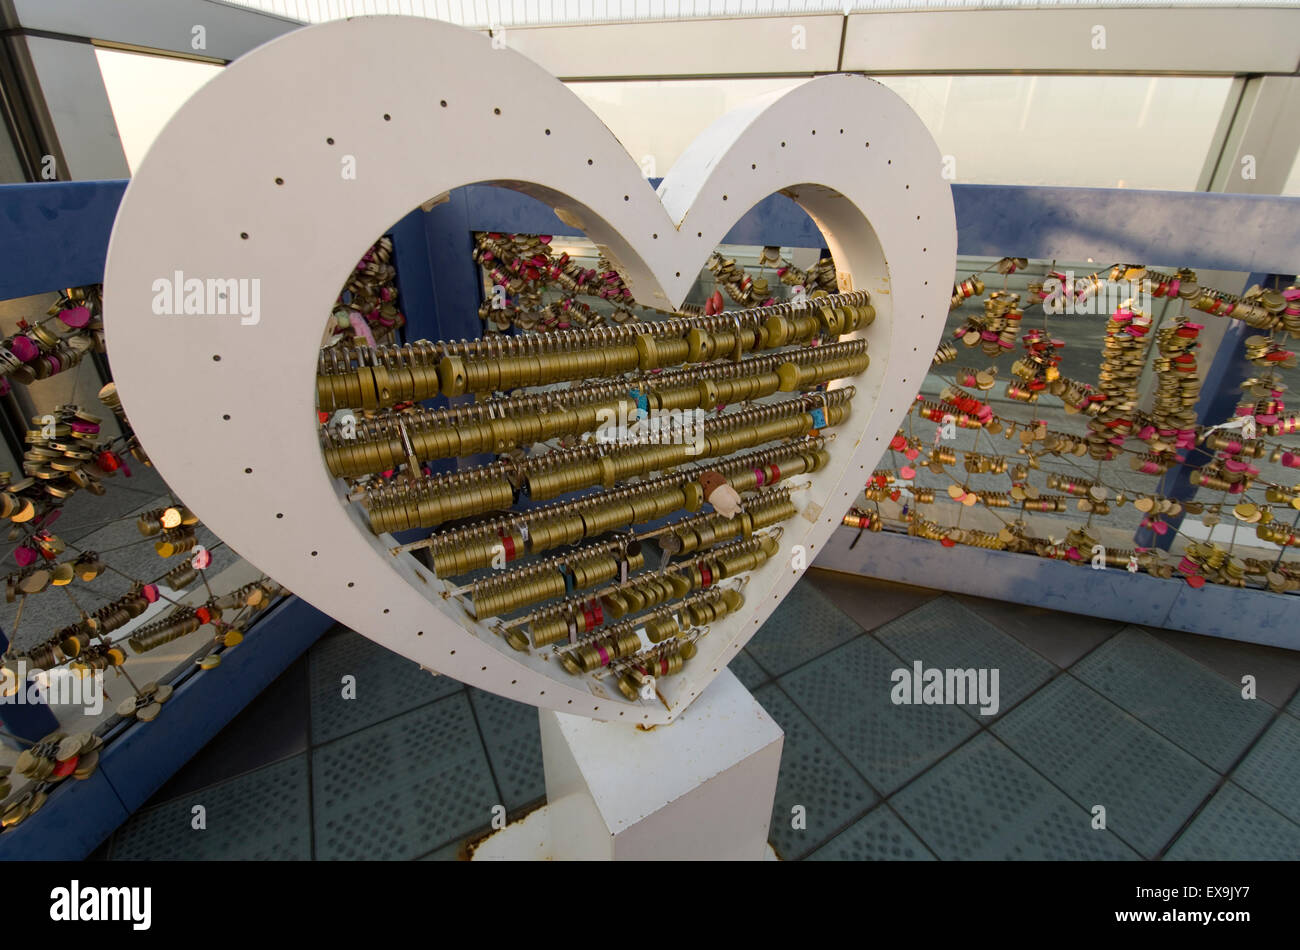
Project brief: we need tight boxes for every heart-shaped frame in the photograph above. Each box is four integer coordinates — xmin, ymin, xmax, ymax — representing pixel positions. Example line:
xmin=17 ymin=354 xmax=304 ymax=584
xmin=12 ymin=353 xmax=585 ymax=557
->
xmin=103 ymin=16 xmax=954 ymax=724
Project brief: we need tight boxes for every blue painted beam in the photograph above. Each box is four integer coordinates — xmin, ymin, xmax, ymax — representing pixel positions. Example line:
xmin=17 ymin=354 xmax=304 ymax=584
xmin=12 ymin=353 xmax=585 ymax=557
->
xmin=5 ymin=180 xmax=1296 ymax=305
xmin=815 ymin=527 xmax=1299 ymax=649
xmin=0 ymin=769 xmax=129 ymax=861
xmin=952 ymin=186 xmax=1300 ymax=276
xmin=456 ymin=180 xmax=1300 ymax=276
xmin=0 ymin=181 xmax=127 ymax=301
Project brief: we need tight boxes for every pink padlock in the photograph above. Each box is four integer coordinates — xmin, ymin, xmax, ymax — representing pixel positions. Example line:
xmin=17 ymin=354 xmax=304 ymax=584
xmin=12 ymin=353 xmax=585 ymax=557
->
xmin=58 ymin=306 xmax=90 ymax=329
xmin=9 ymin=336 xmax=38 ymax=362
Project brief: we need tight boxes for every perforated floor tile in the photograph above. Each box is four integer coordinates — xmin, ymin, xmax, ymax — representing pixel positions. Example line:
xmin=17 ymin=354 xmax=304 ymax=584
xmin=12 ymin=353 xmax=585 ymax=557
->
xmin=954 ymin=594 xmax=1121 ymax=668
xmin=1149 ymin=628 xmax=1300 ymax=709
xmin=778 ymin=634 xmax=978 ymax=795
xmin=754 ymin=684 xmax=877 ymax=861
xmin=312 ymin=693 xmax=498 ymax=860
xmin=992 ymin=675 xmax=1219 ymax=858
xmin=467 ymin=688 xmax=545 ymax=812
xmin=1165 ymin=782 xmax=1300 ymax=860
xmin=746 ymin=579 xmax=866 ymax=678
xmin=1289 ymin=690 xmax=1300 ymax=717
xmin=309 ymin=628 xmax=464 ymax=744
xmin=111 ymin=755 xmax=310 ymax=860
xmin=417 ymin=839 xmax=466 ymax=860
xmin=890 ymin=733 xmax=1141 ymax=860
xmin=806 ymin=805 xmax=935 ymax=861
xmin=804 ymin=569 xmax=941 ymax=634
xmin=1229 ymin=712 xmax=1300 ymax=826
xmin=1072 ymin=627 xmax=1273 ymax=772
xmin=728 ymin=649 xmax=769 ymax=691
xmin=873 ymin=597 xmax=1055 ymax=722
xmin=150 ymin=657 xmax=309 ymax=804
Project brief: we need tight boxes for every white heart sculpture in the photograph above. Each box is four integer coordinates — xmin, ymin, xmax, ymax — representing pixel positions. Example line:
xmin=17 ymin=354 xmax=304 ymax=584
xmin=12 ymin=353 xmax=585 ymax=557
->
xmin=103 ymin=15 xmax=954 ymax=725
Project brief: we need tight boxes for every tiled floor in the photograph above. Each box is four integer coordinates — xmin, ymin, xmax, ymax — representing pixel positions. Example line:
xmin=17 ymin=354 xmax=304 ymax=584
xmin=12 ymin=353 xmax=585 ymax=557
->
xmin=98 ymin=568 xmax=1300 ymax=861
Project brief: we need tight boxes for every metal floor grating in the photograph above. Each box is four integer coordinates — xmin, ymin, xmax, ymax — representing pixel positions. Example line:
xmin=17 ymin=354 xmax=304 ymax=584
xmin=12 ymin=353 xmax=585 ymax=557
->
xmin=111 ymin=755 xmax=311 ymax=860
xmin=753 ymin=684 xmax=877 ymax=860
xmin=807 ymin=804 xmax=935 ymax=861
xmin=991 ymin=675 xmax=1219 ymax=858
xmin=745 ymin=581 xmax=866 ymax=678
xmin=311 ymin=694 xmax=497 ymax=860
xmin=889 ymin=733 xmax=1141 ymax=860
xmin=1165 ymin=782 xmax=1300 ymax=860
xmin=100 ymin=574 xmax=1300 ymax=861
xmin=1228 ymin=712 xmax=1300 ymax=827
xmin=1072 ymin=627 xmax=1275 ymax=772
xmin=308 ymin=628 xmax=463 ymax=745
xmin=778 ymin=633 xmax=978 ymax=795
xmin=467 ymin=688 xmax=545 ymax=812
xmin=872 ymin=596 xmax=1056 ymax=721
xmin=727 ymin=649 xmax=770 ymax=691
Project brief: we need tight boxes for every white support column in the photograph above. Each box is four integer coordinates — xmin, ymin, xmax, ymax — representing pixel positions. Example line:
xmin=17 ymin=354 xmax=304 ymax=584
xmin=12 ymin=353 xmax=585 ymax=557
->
xmin=474 ymin=669 xmax=784 ymax=861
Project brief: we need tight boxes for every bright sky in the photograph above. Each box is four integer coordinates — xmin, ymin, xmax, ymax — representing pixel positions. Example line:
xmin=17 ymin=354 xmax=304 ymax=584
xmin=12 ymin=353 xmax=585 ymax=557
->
xmin=94 ymin=48 xmax=222 ymax=173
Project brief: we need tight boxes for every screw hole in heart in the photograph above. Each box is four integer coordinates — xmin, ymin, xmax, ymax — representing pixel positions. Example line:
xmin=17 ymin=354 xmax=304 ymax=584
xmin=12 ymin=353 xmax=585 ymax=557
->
xmin=222 ymin=414 xmax=230 ymax=420
xmin=382 ymin=608 xmax=389 ymax=614
xmin=348 ymin=582 xmax=354 ymax=587
xmin=545 ymin=129 xmax=551 ymax=134
xmin=275 ymin=177 xmax=284 ymax=186
xmin=383 ymin=113 xmax=391 ymax=121
xmin=326 ymin=137 xmax=334 ymax=145
xmin=276 ymin=513 xmax=283 ymax=519
xmin=311 ymin=551 xmax=318 ymax=557
xmin=492 ymin=107 xmax=500 ymax=115
xmin=212 ymin=354 xmax=221 ymax=361
xmin=751 ymin=163 xmax=756 ymax=169
xmin=780 ymin=141 xmax=785 ymax=147
xmin=440 ymin=100 xmax=447 ymax=107
xmin=722 ymin=195 xmax=728 ymax=201
xmin=239 ymin=232 xmax=248 ymax=240
xmin=587 ymin=159 xmax=593 ymax=165
xmin=244 ymin=467 xmax=252 ymax=474
xmin=624 ymin=195 xmax=628 ymax=201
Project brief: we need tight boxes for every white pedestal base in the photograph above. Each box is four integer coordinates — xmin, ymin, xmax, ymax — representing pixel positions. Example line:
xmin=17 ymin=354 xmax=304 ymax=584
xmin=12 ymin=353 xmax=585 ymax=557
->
xmin=472 ymin=668 xmax=783 ymax=860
